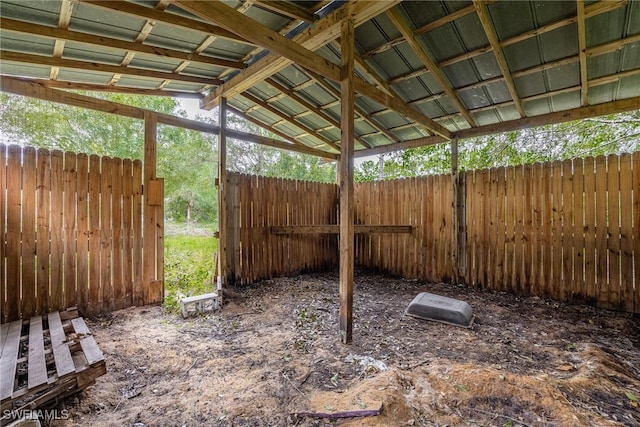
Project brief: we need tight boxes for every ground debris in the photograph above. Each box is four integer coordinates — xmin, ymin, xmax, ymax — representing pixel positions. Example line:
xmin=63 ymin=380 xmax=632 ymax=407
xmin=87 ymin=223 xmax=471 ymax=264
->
xmin=53 ymin=272 xmax=639 ymax=427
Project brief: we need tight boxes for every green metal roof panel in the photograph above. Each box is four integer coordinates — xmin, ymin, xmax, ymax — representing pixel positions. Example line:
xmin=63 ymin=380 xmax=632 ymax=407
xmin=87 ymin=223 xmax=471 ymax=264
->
xmin=539 ymin=25 xmax=578 ymax=62
xmin=204 ymin=39 xmax=254 ymax=62
xmin=71 ymin=2 xmax=145 ymax=41
xmin=444 ymin=60 xmax=480 ymax=88
xmin=514 ymin=72 xmax=546 ymax=98
xmin=276 ymin=65 xmax=313 ymax=87
xmin=547 ymin=62 xmax=580 ymax=91
xmin=503 ymin=38 xmax=542 ymax=72
xmin=244 ymin=6 xmax=292 ymax=32
xmin=63 ymin=42 xmax=125 ymax=66
xmin=531 ymin=1 xmax=576 ymax=26
xmin=618 ymin=74 xmax=640 ymax=98
xmin=488 ymin=1 xmax=535 ymax=41
xmin=180 ymin=63 xmax=226 ymax=78
xmin=550 ymin=91 xmax=581 ymax=111
xmin=0 ymin=1 xmax=60 ymax=26
xmin=0 ymin=62 xmax=50 ymax=79
xmin=160 ymin=81 xmax=204 ymax=93
xmin=297 ymin=85 xmax=336 ymax=108
xmin=144 ymin=24 xmax=205 ymax=52
xmin=483 ymin=80 xmax=512 ymax=104
xmin=586 ymin=6 xmax=627 ymax=46
xmin=128 ymin=56 xmax=184 ymax=73
xmin=0 ymin=32 xmax=55 ymax=57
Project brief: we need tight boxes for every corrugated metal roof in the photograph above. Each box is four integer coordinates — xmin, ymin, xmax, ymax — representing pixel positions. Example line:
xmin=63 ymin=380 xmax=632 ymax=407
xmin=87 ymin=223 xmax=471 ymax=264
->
xmin=0 ymin=0 xmax=638 ymax=156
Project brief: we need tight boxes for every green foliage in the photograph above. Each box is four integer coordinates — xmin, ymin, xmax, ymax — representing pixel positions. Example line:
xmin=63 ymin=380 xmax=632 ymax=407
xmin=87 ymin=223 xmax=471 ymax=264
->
xmin=163 ymin=233 xmax=218 ymax=313
xmin=355 ymin=111 xmax=640 ymax=181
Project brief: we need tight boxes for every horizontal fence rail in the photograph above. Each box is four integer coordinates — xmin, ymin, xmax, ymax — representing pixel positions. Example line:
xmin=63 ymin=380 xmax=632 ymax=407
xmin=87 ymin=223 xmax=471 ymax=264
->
xmin=0 ymin=144 xmax=150 ymax=323
xmin=230 ymin=152 xmax=638 ymax=315
xmin=228 ymin=173 xmax=339 ymax=284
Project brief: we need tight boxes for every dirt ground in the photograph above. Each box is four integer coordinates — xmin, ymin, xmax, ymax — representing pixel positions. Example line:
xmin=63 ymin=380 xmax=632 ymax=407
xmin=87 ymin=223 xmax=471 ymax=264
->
xmin=53 ymin=272 xmax=639 ymax=426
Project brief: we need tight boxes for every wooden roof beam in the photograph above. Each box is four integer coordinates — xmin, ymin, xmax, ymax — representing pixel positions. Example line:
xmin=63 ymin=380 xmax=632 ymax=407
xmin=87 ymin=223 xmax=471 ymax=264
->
xmin=0 ymin=18 xmax=245 ymax=70
xmin=81 ymin=1 xmax=253 ymax=45
xmin=473 ymin=0 xmax=525 ymax=118
xmin=265 ymin=77 xmax=371 ymax=148
xmin=198 ymin=0 xmax=400 ymax=108
xmin=241 ymin=91 xmax=341 ymax=151
xmin=50 ymin=0 xmax=74 ymax=80
xmin=355 ymin=95 xmax=640 ymax=157
xmin=387 ymin=7 xmax=476 ymax=127
xmin=305 ymin=69 xmax=401 ymax=145
xmin=577 ymin=0 xmax=589 ymax=106
xmin=177 ymin=1 xmax=451 ymax=139
xmin=0 ymin=50 xmax=221 ymax=86
xmin=227 ymin=105 xmax=337 ymax=159
xmin=252 ymin=0 xmax=316 ymax=23
xmin=17 ymin=79 xmax=203 ymax=98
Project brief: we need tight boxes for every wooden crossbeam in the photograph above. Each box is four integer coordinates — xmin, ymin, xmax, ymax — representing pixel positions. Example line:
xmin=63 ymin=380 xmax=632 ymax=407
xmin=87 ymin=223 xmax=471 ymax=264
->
xmin=0 ymin=51 xmax=221 ymax=86
xmin=387 ymin=7 xmax=477 ymax=127
xmin=240 ymin=91 xmax=340 ymax=151
xmin=0 ymin=18 xmax=245 ymax=70
xmin=577 ymin=0 xmax=589 ymax=106
xmin=253 ymin=0 xmax=316 ymax=23
xmin=200 ymin=0 xmax=399 ymax=108
xmin=473 ymin=0 xmax=525 ymax=118
xmin=270 ymin=225 xmax=413 ymax=234
xmin=80 ymin=0 xmax=253 ymax=45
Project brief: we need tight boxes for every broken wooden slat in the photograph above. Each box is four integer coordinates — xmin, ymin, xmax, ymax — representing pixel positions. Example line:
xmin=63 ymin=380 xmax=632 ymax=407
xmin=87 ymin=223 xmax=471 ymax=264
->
xmin=0 ymin=320 xmax=22 ymax=400
xmin=270 ymin=225 xmax=413 ymax=234
xmin=27 ymin=316 xmax=48 ymax=390
xmin=70 ymin=318 xmax=104 ymax=366
xmin=48 ymin=312 xmax=76 ymax=378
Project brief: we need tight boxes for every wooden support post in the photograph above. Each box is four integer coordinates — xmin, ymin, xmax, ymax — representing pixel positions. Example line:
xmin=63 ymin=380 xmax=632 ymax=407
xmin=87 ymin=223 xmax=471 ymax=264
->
xmin=451 ymin=137 xmax=466 ymax=283
xmin=339 ymin=18 xmax=355 ymax=344
xmin=143 ymin=111 xmax=163 ymax=304
xmin=218 ymin=97 xmax=228 ymax=289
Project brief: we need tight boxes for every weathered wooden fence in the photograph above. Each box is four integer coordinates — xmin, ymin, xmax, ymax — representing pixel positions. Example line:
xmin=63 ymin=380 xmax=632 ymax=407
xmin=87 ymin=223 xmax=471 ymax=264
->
xmin=0 ymin=144 xmax=162 ymax=323
xmin=229 ymin=152 xmax=638 ymax=315
xmin=465 ymin=154 xmax=639 ymax=313
xmin=227 ymin=173 xmax=339 ymax=284
xmin=354 ymin=176 xmax=454 ymax=284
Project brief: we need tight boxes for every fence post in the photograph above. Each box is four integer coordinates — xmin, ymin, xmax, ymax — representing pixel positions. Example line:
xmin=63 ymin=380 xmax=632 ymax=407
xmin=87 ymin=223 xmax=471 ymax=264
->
xmin=143 ymin=111 xmax=163 ymax=305
xmin=451 ymin=138 xmax=466 ymax=284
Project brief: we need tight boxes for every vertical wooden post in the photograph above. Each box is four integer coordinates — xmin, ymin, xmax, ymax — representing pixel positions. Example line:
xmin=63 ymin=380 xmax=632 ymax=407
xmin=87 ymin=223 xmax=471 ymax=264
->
xmin=451 ymin=138 xmax=466 ymax=283
xmin=143 ymin=111 xmax=163 ymax=304
xmin=339 ymin=18 xmax=355 ymax=344
xmin=218 ymin=97 xmax=228 ymax=290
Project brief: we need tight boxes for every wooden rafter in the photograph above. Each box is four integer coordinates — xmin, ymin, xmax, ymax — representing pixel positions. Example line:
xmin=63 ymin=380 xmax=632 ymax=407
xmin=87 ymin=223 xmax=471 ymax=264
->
xmin=252 ymin=0 xmax=315 ymax=23
xmin=329 ymin=40 xmax=394 ymax=97
xmin=0 ymin=19 xmax=245 ymax=71
xmin=0 ymin=51 xmax=221 ymax=86
xmin=577 ymin=0 xmax=589 ymax=106
xmin=176 ymin=0 xmax=451 ymax=139
xmin=265 ymin=77 xmax=371 ymax=148
xmin=387 ymin=7 xmax=477 ymax=127
xmin=21 ymin=79 xmax=203 ymax=98
xmin=81 ymin=1 xmax=253 ymax=45
xmin=473 ymin=0 xmax=525 ymax=118
xmin=50 ymin=0 xmax=74 ymax=80
xmin=305 ymin=69 xmax=401 ymax=145
xmin=226 ymin=106 xmax=336 ymax=159
xmin=240 ymin=91 xmax=340 ymax=151
xmin=199 ymin=0 xmax=400 ymax=108
xmin=0 ymin=76 xmax=335 ymax=160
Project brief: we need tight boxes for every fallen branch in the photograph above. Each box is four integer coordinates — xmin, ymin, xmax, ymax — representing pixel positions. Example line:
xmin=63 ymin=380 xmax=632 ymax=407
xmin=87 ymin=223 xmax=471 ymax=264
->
xmin=186 ymin=357 xmax=199 ymax=374
xmin=283 ymin=373 xmax=309 ymax=401
xmin=293 ymin=405 xmax=382 ymax=420
xmin=466 ymin=407 xmax=533 ymax=427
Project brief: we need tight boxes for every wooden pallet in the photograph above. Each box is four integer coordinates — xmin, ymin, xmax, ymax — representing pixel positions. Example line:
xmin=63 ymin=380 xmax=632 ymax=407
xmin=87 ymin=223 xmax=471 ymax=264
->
xmin=0 ymin=308 xmax=106 ymax=414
